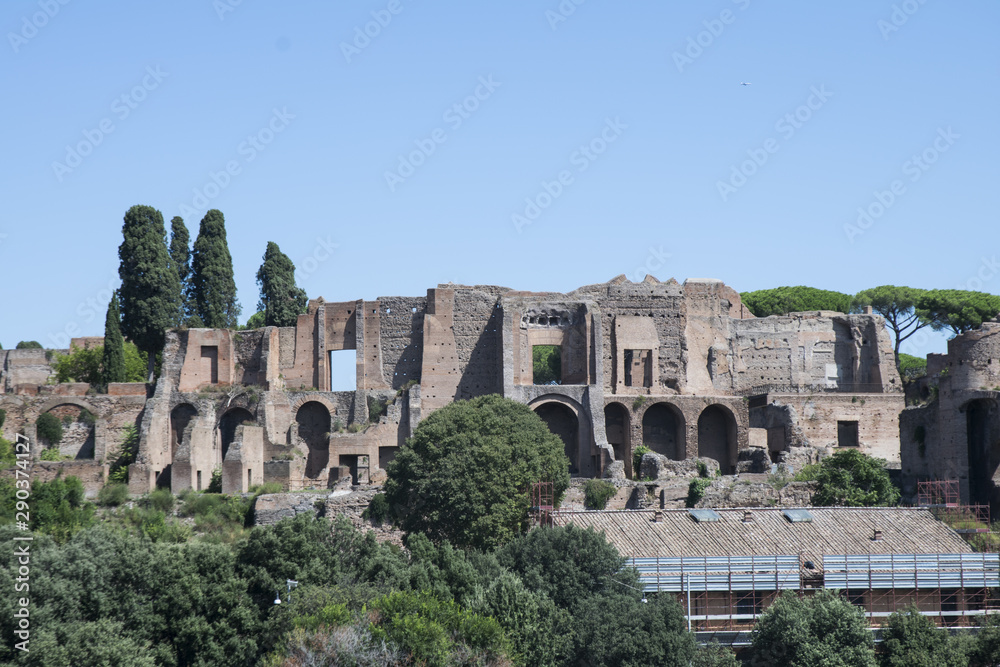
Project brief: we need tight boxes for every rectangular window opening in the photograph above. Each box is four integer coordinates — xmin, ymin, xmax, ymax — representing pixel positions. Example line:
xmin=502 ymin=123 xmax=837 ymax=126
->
xmin=624 ymin=349 xmax=652 ymax=387
xmin=196 ymin=470 xmax=202 ymax=491
xmin=329 ymin=349 xmax=357 ymax=391
xmin=532 ymin=345 xmax=562 ymax=385
xmin=200 ymin=346 xmax=219 ymax=384
xmin=837 ymin=420 xmax=859 ymax=448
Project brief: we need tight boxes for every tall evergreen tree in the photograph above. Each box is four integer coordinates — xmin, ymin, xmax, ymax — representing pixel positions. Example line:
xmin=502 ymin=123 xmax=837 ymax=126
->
xmin=102 ymin=291 xmax=126 ymax=385
xmin=256 ymin=241 xmax=308 ymax=327
xmin=190 ymin=209 xmax=241 ymax=328
xmin=168 ymin=216 xmax=197 ymax=326
xmin=118 ymin=205 xmax=180 ymax=382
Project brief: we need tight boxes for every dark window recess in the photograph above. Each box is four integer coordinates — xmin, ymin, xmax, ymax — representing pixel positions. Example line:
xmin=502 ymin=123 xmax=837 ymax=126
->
xmin=624 ymin=349 xmax=652 ymax=387
xmin=837 ymin=421 xmax=859 ymax=447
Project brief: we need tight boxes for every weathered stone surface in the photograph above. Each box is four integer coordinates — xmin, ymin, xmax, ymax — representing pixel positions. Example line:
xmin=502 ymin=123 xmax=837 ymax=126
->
xmin=696 ymin=477 xmax=818 ymax=508
xmin=640 ymin=453 xmax=719 ymax=481
xmin=603 ymin=460 xmax=626 ymax=480
xmin=736 ymin=447 xmax=770 ymax=474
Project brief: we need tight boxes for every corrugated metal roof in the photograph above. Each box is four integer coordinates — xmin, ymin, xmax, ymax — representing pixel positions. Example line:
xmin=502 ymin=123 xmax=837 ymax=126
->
xmin=552 ymin=507 xmax=973 ymax=569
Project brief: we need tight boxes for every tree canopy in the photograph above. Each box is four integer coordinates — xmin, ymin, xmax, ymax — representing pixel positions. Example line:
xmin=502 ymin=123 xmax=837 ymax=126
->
xmin=740 ymin=286 xmax=853 ymax=317
xmin=190 ymin=209 xmax=241 ymax=328
xmin=169 ymin=215 xmax=200 ymax=327
xmin=118 ymin=205 xmax=181 ymax=381
xmin=749 ymin=589 xmax=876 ymax=667
xmin=102 ymin=291 xmax=126 ymax=385
xmin=852 ymin=285 xmax=929 ymax=364
xmin=916 ymin=289 xmax=1000 ymax=335
xmin=256 ymin=241 xmax=308 ymax=327
xmin=384 ymin=394 xmax=570 ymax=550
xmin=808 ymin=449 xmax=900 ymax=507
xmin=880 ymin=606 xmax=970 ymax=667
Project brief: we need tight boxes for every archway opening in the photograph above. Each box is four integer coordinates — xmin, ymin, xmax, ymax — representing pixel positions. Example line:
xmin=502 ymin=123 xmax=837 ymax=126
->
xmin=698 ymin=405 xmax=737 ymax=474
xmin=219 ymin=408 xmax=254 ymax=463
xmin=642 ymin=403 xmax=684 ymax=461
xmin=170 ymin=404 xmax=198 ymax=459
xmin=967 ymin=399 xmax=1000 ymax=507
xmin=297 ymin=401 xmax=331 ymax=479
xmin=605 ymin=403 xmax=630 ymax=473
xmin=535 ymin=402 xmax=579 ymax=474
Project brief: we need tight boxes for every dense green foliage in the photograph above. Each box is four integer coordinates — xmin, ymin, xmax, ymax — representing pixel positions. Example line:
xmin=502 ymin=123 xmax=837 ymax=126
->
xmin=687 ymin=477 xmax=712 ymax=507
xmin=384 ymin=395 xmax=570 ymax=550
xmin=15 ymin=340 xmax=43 ymax=349
xmin=532 ymin=344 xmax=561 ymax=384
xmin=108 ymin=424 xmax=140 ymax=484
xmin=256 ymin=241 xmax=308 ymax=327
xmin=169 ymin=215 xmax=201 ymax=327
xmin=880 ymin=607 xmax=970 ymax=667
xmin=853 ymin=285 xmax=929 ymax=364
xmin=191 ymin=209 xmax=241 ymax=328
xmin=53 ymin=341 xmax=149 ymax=386
xmin=750 ymin=589 xmax=876 ymax=667
xmin=583 ymin=479 xmax=618 ymax=510
xmin=632 ymin=444 xmax=651 ymax=479
xmin=740 ymin=286 xmax=853 ymax=317
xmin=809 ymin=449 xmax=901 ymax=507
xmin=118 ymin=204 xmax=181 ymax=381
xmin=35 ymin=412 xmax=63 ymax=446
xmin=917 ymin=289 xmax=1000 ymax=335
xmin=102 ymin=291 xmax=126 ymax=385
xmin=899 ymin=352 xmax=928 ymax=380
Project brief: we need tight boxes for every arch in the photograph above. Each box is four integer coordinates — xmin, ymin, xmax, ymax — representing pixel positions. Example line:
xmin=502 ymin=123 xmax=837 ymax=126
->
xmin=218 ymin=407 xmax=254 ymax=463
xmin=965 ymin=398 xmax=1000 ymax=507
xmin=296 ymin=401 xmax=331 ymax=479
xmin=170 ymin=403 xmax=198 ymax=458
xmin=42 ymin=402 xmax=97 ymax=459
xmin=641 ymin=402 xmax=685 ymax=462
xmin=698 ymin=404 xmax=738 ymax=474
xmin=604 ymin=402 xmax=631 ymax=473
xmin=530 ymin=395 xmax=582 ymax=474
xmin=38 ymin=397 xmax=98 ymax=415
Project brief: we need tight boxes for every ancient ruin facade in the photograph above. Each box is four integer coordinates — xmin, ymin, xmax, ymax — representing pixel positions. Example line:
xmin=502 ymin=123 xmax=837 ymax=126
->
xmin=901 ymin=323 xmax=1000 ymax=507
xmin=0 ymin=276 xmax=905 ymax=495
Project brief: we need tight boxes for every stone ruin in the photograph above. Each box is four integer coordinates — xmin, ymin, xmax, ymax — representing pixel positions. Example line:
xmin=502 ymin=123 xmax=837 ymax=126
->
xmin=1 ymin=276 xmax=909 ymax=498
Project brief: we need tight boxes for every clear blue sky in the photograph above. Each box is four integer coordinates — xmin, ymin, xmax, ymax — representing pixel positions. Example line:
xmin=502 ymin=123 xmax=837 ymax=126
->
xmin=2 ymin=1 xmax=997 ymax=360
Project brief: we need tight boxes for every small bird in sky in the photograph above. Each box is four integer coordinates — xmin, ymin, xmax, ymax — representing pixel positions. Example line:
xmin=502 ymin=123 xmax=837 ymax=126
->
xmin=740 ymin=82 xmax=752 ymax=86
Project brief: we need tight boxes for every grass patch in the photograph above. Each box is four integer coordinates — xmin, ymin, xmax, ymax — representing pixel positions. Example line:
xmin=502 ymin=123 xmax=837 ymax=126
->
xmin=97 ymin=483 xmax=130 ymax=507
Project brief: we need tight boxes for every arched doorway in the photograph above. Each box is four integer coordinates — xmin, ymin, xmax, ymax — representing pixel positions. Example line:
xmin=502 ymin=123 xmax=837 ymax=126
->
xmin=218 ymin=408 xmax=254 ymax=463
xmin=170 ymin=404 xmax=198 ymax=458
xmin=966 ymin=399 xmax=1000 ymax=507
xmin=535 ymin=402 xmax=580 ymax=474
xmin=698 ymin=405 xmax=737 ymax=474
xmin=605 ymin=403 xmax=630 ymax=472
xmin=296 ymin=401 xmax=331 ymax=479
xmin=642 ymin=403 xmax=685 ymax=461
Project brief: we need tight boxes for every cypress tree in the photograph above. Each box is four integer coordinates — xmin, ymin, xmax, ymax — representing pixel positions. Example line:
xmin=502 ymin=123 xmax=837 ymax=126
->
xmin=102 ymin=291 xmax=126 ymax=385
xmin=118 ymin=205 xmax=180 ymax=382
xmin=190 ymin=209 xmax=241 ymax=328
xmin=256 ymin=241 xmax=308 ymax=327
xmin=169 ymin=216 xmax=197 ymax=326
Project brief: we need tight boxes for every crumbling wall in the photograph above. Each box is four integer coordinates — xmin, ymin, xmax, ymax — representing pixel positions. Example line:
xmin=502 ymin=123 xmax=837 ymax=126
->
xmin=233 ymin=329 xmax=265 ymax=386
xmin=1 ymin=349 xmax=58 ymax=393
xmin=377 ymin=296 xmax=425 ymax=390
xmin=453 ymin=288 xmax=502 ymax=399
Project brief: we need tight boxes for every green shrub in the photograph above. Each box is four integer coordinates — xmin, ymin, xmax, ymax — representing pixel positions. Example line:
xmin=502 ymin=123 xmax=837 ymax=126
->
xmin=632 ymin=445 xmax=651 ymax=479
xmin=583 ymin=479 xmax=618 ymax=510
xmin=97 ymin=483 xmax=130 ymax=507
xmin=40 ymin=447 xmax=65 ymax=461
xmin=108 ymin=425 xmax=139 ymax=484
xmin=249 ymin=481 xmax=284 ymax=496
xmin=686 ymin=478 xmax=712 ymax=508
xmin=363 ymin=493 xmax=391 ymax=524
xmin=0 ymin=437 xmax=15 ymax=468
xmin=36 ymin=412 xmax=63 ymax=445
xmin=15 ymin=341 xmax=43 ymax=349
xmin=29 ymin=476 xmax=95 ymax=542
xmin=206 ymin=467 xmax=223 ymax=493
xmin=0 ymin=407 xmax=6 ymax=428
xmin=367 ymin=396 xmax=389 ymax=423
xmin=143 ymin=488 xmax=175 ymax=513
xmin=697 ymin=461 xmax=709 ymax=478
